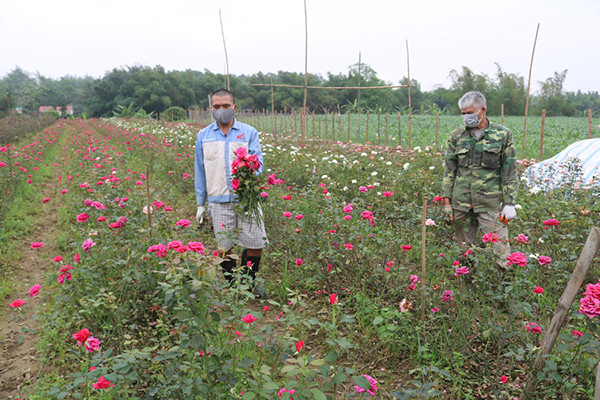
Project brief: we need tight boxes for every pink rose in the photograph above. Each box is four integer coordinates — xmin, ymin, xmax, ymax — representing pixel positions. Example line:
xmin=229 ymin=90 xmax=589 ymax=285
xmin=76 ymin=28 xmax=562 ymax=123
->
xmin=506 ymin=252 xmax=528 ymax=267
xmin=580 ymin=295 xmax=600 ymax=318
xmin=537 ymin=256 xmax=552 ymax=266
xmin=231 ymin=179 xmax=240 ymax=191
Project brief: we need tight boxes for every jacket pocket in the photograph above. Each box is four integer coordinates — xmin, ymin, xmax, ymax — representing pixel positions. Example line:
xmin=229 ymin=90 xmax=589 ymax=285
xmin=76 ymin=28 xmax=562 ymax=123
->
xmin=482 ymin=146 xmax=501 ymax=169
xmin=456 ymin=147 xmax=469 ymax=167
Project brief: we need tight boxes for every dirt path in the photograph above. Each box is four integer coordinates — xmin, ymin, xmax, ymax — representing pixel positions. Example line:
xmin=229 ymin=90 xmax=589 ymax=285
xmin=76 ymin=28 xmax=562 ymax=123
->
xmin=0 ymin=173 xmax=61 ymax=398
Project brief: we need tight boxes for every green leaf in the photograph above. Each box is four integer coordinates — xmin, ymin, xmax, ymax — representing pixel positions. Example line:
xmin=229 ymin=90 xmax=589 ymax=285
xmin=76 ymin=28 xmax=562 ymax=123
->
xmin=353 ymin=375 xmax=371 ymax=389
xmin=239 ymin=357 xmax=256 ymax=368
xmin=310 ymin=358 xmax=325 ymax=367
xmin=262 ymin=381 xmax=281 ymax=390
xmin=325 ymin=351 xmax=338 ymax=362
xmin=311 ymin=388 xmax=328 ymax=400
xmin=372 ymin=316 xmax=383 ymax=326
xmin=340 ymin=314 xmax=356 ymax=324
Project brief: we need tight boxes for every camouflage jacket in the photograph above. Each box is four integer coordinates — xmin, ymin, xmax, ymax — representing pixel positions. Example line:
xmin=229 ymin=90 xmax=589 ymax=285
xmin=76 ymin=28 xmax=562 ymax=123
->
xmin=442 ymin=120 xmax=518 ymax=213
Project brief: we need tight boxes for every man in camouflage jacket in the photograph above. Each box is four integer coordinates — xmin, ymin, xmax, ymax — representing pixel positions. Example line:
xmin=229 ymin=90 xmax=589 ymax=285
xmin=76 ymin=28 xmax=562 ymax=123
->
xmin=442 ymin=91 xmax=518 ymax=269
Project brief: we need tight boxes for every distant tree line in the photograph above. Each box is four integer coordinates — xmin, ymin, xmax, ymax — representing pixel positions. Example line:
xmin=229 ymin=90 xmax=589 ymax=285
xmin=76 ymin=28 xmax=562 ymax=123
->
xmin=0 ymin=64 xmax=598 ymax=118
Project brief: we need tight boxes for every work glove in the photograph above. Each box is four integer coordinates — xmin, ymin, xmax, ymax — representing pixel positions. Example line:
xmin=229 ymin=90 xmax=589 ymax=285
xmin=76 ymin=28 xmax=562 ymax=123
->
xmin=500 ymin=204 xmax=517 ymax=221
xmin=443 ymin=205 xmax=453 ymax=216
xmin=196 ymin=205 xmax=205 ymax=224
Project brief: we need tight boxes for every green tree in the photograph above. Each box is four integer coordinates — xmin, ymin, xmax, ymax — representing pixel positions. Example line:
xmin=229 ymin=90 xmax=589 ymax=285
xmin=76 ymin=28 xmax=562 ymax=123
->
xmin=535 ymin=70 xmax=575 ymax=116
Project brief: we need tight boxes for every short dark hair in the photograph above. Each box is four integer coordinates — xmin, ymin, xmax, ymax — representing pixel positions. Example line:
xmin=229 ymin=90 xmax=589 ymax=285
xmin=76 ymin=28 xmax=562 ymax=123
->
xmin=211 ymin=89 xmax=235 ymax=104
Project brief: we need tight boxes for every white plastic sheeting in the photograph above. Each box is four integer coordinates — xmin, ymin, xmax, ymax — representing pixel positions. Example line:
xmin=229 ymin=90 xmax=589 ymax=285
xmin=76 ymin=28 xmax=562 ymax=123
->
xmin=522 ymin=139 xmax=600 ymax=191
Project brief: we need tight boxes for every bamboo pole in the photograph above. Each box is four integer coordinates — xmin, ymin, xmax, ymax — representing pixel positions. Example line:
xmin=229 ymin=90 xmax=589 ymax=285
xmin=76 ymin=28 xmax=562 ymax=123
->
xmin=293 ymin=109 xmax=298 ymax=136
xmin=219 ymin=10 xmax=230 ymax=90
xmin=595 ymin=362 xmax=600 ymax=400
xmin=318 ymin=117 xmax=321 ymax=139
xmin=522 ymin=23 xmax=540 ymax=160
xmin=520 ymin=227 xmax=600 ymax=400
xmin=501 ymin=104 xmax=505 ymax=126
xmin=357 ymin=52 xmax=362 ymax=117
xmin=347 ymin=112 xmax=351 ymax=142
xmin=331 ymin=110 xmax=335 ymax=142
xmin=377 ymin=113 xmax=381 ymax=145
xmin=589 ymin=109 xmax=593 ymax=139
xmin=406 ymin=39 xmax=413 ymax=149
xmin=312 ymin=111 xmax=316 ymax=139
xmin=539 ymin=109 xmax=546 ymax=161
xmin=271 ymin=76 xmax=275 ymax=134
xmin=365 ymin=110 xmax=370 ymax=143
xmin=398 ymin=112 xmax=402 ymax=145
xmin=385 ymin=113 xmax=389 ymax=147
xmin=324 ymin=111 xmax=328 ymax=142
xmin=251 ymin=83 xmax=408 ymax=90
xmin=435 ymin=111 xmax=439 ymax=148
xmin=337 ymin=105 xmax=342 ymax=141
xmin=145 ymin=163 xmax=152 ymax=237
xmin=280 ymin=110 xmax=283 ymax=133
xmin=420 ymin=197 xmax=427 ymax=323
xmin=301 ymin=0 xmax=308 ymax=145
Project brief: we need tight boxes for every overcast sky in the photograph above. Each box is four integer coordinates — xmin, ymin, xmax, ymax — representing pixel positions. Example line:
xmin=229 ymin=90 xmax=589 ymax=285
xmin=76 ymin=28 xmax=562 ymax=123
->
xmin=1 ymin=0 xmax=598 ymax=94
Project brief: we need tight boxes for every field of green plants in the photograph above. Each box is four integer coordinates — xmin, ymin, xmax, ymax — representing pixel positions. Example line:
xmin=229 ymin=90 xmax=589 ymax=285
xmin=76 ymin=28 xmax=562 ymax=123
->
xmin=1 ymin=114 xmax=600 ymax=399
xmin=194 ymin=111 xmax=597 ymax=162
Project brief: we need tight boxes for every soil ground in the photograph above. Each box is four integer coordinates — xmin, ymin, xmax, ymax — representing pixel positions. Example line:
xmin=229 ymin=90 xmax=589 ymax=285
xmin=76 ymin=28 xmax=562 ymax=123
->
xmin=0 ymin=181 xmax=59 ymax=399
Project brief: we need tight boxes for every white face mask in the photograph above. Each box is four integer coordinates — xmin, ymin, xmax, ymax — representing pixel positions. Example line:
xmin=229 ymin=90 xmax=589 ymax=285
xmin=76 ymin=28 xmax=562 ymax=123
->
xmin=462 ymin=108 xmax=482 ymax=128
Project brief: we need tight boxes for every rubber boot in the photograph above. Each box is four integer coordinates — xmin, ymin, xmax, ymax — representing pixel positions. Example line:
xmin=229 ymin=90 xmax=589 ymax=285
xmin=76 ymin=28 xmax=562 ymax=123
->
xmin=219 ymin=257 xmax=237 ymax=284
xmin=241 ymin=249 xmax=264 ymax=298
xmin=241 ymin=249 xmax=262 ymax=281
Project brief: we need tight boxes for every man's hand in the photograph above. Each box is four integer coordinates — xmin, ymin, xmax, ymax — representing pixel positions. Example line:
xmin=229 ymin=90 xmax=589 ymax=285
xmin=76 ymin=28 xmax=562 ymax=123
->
xmin=196 ymin=206 xmax=205 ymax=224
xmin=500 ymin=204 xmax=517 ymax=220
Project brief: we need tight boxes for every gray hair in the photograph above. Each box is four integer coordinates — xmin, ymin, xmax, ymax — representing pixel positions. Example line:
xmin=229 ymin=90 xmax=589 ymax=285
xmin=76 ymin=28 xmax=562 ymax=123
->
xmin=458 ymin=91 xmax=487 ymax=110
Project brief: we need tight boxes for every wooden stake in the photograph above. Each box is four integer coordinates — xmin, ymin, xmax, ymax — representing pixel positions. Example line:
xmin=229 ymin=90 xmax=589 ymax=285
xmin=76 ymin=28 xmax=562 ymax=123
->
xmin=520 ymin=227 xmax=600 ymax=400
xmin=324 ymin=111 xmax=328 ymax=142
xmin=398 ymin=112 xmax=402 ymax=145
xmin=271 ymin=76 xmax=275 ymax=133
xmin=595 ymin=362 xmax=600 ymax=400
xmin=385 ymin=113 xmax=389 ymax=147
xmin=293 ymin=109 xmax=298 ymax=136
xmin=522 ymin=23 xmax=540 ymax=160
xmin=219 ymin=10 xmax=230 ymax=90
xmin=366 ymin=110 xmax=370 ymax=143
xmin=347 ymin=112 xmax=351 ymax=142
xmin=318 ymin=117 xmax=321 ymax=139
xmin=145 ymin=163 xmax=152 ymax=237
xmin=539 ymin=109 xmax=546 ymax=161
xmin=406 ymin=40 xmax=413 ymax=149
xmin=589 ymin=109 xmax=593 ymax=139
xmin=501 ymin=103 xmax=505 ymax=126
xmin=435 ymin=111 xmax=439 ymax=148
xmin=301 ymin=0 xmax=308 ymax=145
xmin=420 ymin=197 xmax=427 ymax=323
xmin=331 ymin=110 xmax=335 ymax=142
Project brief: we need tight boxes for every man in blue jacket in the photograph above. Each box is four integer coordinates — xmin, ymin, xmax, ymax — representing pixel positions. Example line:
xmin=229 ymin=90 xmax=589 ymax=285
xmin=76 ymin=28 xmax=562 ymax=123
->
xmin=194 ymin=89 xmax=268 ymax=293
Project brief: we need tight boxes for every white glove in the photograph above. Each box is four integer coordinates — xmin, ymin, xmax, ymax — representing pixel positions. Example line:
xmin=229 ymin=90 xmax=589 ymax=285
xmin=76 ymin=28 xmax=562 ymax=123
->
xmin=500 ymin=204 xmax=517 ymax=220
xmin=443 ymin=205 xmax=453 ymax=215
xmin=196 ymin=206 xmax=205 ymax=224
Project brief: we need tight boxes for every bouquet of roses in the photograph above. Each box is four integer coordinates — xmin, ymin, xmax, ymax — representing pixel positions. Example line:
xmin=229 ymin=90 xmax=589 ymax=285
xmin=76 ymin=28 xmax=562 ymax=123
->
xmin=231 ymin=147 xmax=265 ymax=224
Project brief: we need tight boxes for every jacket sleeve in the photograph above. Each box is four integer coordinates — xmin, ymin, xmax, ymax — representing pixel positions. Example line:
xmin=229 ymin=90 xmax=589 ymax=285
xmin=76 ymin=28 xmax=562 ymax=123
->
xmin=248 ymin=127 xmax=265 ymax=175
xmin=442 ymin=134 xmax=458 ymax=199
xmin=501 ymin=129 xmax=518 ymax=204
xmin=194 ymin=132 xmax=207 ymax=205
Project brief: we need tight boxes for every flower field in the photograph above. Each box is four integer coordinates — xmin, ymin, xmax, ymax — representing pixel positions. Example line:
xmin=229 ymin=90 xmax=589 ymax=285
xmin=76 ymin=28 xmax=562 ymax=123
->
xmin=1 ymin=116 xmax=600 ymax=399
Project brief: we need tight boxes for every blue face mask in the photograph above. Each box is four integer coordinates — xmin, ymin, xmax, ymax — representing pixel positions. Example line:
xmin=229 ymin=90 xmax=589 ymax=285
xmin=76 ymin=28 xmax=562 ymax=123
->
xmin=462 ymin=108 xmax=481 ymax=128
xmin=211 ymin=108 xmax=235 ymax=125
